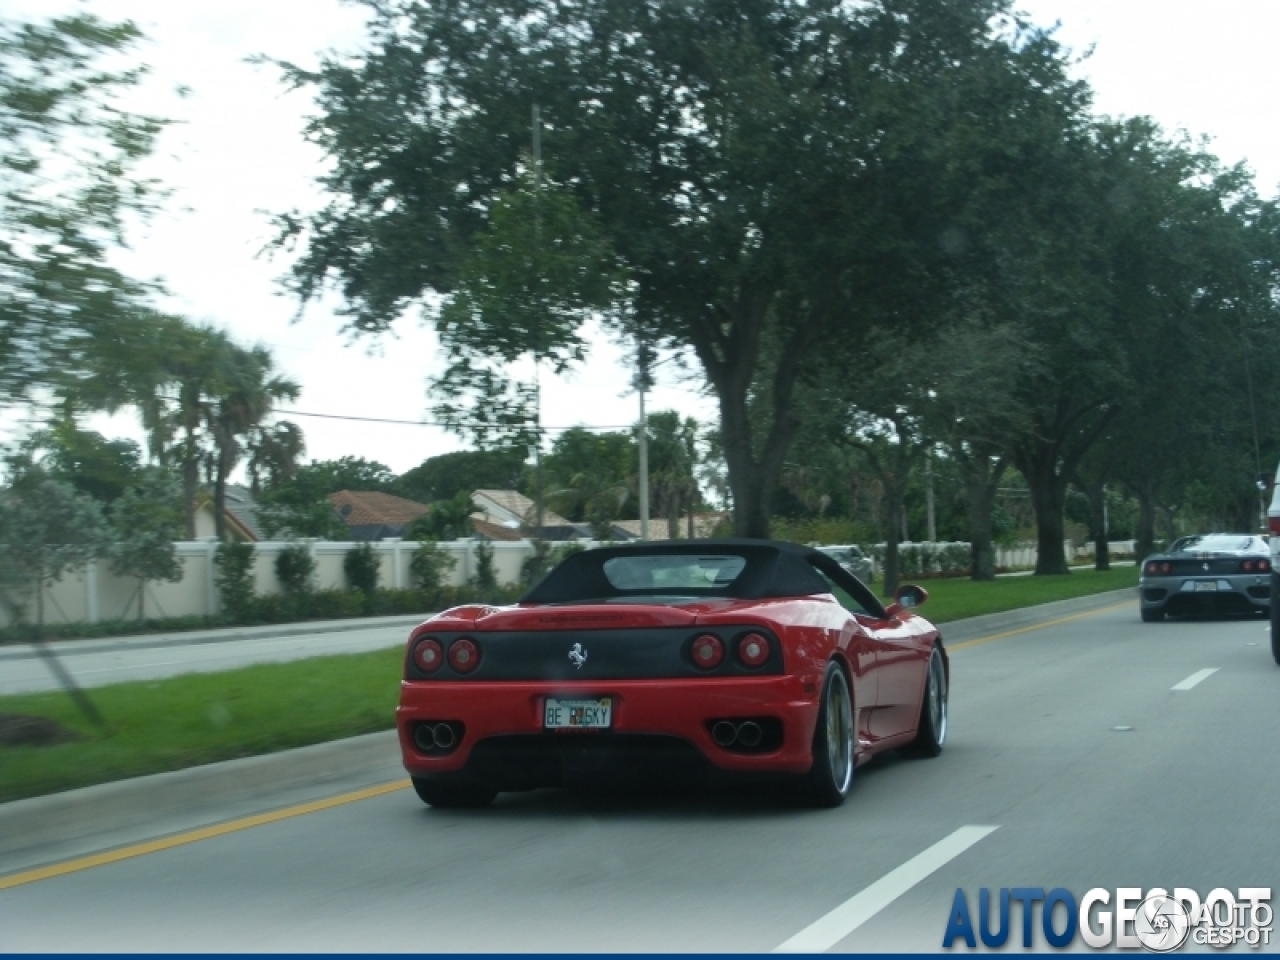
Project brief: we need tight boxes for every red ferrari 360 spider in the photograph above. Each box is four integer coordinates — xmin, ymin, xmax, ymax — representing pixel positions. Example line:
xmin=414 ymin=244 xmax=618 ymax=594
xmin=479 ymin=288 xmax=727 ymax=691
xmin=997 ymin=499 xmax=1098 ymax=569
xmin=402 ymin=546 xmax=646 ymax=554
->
xmin=396 ymin=540 xmax=947 ymax=808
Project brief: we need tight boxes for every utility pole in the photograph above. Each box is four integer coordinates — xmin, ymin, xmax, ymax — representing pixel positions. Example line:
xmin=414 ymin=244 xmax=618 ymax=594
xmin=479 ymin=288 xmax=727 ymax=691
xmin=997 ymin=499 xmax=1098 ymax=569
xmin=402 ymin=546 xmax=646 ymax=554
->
xmin=637 ymin=337 xmax=650 ymax=540
xmin=925 ymin=449 xmax=937 ymax=543
xmin=532 ymin=102 xmax=544 ymax=533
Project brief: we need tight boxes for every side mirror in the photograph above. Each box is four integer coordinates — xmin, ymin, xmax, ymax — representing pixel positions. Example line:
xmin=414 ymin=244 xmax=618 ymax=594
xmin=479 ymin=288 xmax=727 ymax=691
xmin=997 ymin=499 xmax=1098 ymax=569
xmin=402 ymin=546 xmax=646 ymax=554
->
xmin=894 ymin=583 xmax=928 ymax=610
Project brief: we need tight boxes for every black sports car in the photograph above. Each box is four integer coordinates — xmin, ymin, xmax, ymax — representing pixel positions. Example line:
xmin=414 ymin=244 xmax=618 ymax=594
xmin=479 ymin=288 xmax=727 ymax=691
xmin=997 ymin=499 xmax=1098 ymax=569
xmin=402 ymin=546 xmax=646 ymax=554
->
xmin=1138 ymin=534 xmax=1271 ymax=622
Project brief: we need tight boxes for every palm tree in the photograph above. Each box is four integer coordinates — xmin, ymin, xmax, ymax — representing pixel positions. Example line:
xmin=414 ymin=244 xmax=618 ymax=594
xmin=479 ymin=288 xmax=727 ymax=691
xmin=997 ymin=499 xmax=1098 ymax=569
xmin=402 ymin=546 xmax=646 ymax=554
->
xmin=247 ymin=420 xmax=306 ymax=496
xmin=205 ymin=344 xmax=300 ymax=539
xmin=549 ymin=470 xmax=630 ymax=540
xmin=645 ymin=411 xmax=701 ymax=538
xmin=63 ymin=311 xmax=300 ymax=538
xmin=74 ymin=312 xmax=229 ymax=535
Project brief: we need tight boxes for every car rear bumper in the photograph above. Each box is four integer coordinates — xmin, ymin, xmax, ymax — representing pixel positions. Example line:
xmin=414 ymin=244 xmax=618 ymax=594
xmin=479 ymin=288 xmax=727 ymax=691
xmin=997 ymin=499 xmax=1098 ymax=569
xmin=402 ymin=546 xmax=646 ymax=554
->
xmin=397 ymin=676 xmax=820 ymax=787
xmin=1139 ymin=575 xmax=1270 ymax=616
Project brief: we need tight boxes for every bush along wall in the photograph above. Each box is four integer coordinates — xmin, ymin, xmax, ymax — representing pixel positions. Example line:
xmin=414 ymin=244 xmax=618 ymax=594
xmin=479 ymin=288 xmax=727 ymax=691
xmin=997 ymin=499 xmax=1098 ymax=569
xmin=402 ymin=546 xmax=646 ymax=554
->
xmin=867 ymin=542 xmax=974 ymax=579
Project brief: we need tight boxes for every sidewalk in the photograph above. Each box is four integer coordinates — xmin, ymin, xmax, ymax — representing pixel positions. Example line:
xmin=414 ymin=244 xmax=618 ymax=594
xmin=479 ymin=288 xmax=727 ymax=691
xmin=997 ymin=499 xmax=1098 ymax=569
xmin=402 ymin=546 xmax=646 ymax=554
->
xmin=0 ymin=613 xmax=432 ymax=662
xmin=997 ymin=560 xmax=1135 ymax=578
xmin=0 ymin=614 xmax=434 ymax=696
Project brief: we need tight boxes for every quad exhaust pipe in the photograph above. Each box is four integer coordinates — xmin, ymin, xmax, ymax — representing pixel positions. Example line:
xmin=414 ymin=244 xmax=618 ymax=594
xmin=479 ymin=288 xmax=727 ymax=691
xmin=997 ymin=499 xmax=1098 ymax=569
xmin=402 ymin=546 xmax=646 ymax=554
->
xmin=711 ymin=719 xmax=765 ymax=750
xmin=414 ymin=721 xmax=460 ymax=753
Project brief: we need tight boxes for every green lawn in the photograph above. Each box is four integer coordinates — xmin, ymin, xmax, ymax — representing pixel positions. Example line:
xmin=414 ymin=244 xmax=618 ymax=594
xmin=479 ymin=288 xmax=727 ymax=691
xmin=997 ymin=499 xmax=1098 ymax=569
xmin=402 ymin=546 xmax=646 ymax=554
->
xmin=886 ymin=565 xmax=1138 ymax=624
xmin=0 ymin=566 xmax=1138 ymax=804
xmin=0 ymin=649 xmax=402 ymax=804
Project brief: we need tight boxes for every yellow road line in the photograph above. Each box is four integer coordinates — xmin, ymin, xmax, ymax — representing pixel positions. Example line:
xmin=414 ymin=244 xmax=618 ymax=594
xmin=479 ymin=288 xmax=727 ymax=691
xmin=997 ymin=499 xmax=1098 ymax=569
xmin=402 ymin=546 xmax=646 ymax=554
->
xmin=0 ymin=779 xmax=410 ymax=892
xmin=947 ymin=600 xmax=1133 ymax=652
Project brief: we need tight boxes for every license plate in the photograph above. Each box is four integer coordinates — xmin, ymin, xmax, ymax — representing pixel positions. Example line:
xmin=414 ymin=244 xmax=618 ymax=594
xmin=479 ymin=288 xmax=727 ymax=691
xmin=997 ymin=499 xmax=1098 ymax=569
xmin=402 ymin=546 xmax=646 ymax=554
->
xmin=1194 ymin=581 xmax=1219 ymax=592
xmin=544 ymin=697 xmax=612 ymax=729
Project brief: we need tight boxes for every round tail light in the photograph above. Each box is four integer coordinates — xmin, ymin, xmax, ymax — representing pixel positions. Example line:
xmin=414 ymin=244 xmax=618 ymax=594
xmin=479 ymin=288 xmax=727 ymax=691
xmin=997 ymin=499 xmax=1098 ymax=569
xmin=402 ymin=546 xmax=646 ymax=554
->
xmin=737 ymin=632 xmax=770 ymax=668
xmin=691 ymin=634 xmax=724 ymax=669
xmin=1144 ymin=562 xmax=1158 ymax=575
xmin=1243 ymin=560 xmax=1255 ymax=572
xmin=448 ymin=638 xmax=480 ymax=673
xmin=1261 ymin=559 xmax=1272 ymax=572
xmin=1160 ymin=562 xmax=1172 ymax=574
xmin=412 ymin=636 xmax=444 ymax=673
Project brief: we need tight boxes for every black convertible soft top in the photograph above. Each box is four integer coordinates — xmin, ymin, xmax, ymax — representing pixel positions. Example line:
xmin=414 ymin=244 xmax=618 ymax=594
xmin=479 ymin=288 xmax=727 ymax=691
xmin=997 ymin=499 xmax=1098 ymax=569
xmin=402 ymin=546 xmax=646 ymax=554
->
xmin=521 ymin=539 xmax=887 ymax=617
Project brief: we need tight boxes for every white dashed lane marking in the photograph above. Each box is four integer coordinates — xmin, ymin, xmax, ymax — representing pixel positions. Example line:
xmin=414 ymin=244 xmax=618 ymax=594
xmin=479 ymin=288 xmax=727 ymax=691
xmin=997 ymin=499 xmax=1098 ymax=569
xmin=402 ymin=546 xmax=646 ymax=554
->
xmin=1171 ymin=668 xmax=1219 ymax=691
xmin=774 ymin=825 xmax=999 ymax=953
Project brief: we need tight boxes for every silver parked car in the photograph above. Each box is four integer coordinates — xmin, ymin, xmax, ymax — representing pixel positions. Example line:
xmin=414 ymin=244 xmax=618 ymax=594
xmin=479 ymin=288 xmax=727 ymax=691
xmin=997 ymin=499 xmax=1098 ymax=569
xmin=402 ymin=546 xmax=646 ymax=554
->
xmin=816 ymin=544 xmax=875 ymax=584
xmin=1138 ymin=533 xmax=1271 ymax=622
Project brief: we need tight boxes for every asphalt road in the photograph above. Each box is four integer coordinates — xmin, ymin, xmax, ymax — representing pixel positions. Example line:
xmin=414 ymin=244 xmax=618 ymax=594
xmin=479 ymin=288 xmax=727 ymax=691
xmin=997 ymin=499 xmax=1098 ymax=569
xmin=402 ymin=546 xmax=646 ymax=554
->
xmin=2 ymin=601 xmax=1276 ymax=952
xmin=0 ymin=617 xmax=419 ymax=696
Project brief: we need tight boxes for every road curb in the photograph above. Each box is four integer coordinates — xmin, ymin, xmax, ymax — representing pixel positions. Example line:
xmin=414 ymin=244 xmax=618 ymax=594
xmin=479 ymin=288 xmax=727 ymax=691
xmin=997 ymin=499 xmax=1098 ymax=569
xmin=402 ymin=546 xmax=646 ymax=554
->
xmin=0 ymin=730 xmax=401 ymax=861
xmin=0 ymin=588 xmax=1136 ymax=860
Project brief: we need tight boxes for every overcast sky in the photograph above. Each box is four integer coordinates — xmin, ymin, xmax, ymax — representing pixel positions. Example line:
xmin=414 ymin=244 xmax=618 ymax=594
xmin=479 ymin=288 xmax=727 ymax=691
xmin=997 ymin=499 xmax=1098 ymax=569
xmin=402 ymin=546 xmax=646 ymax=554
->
xmin=7 ymin=0 xmax=1280 ymax=476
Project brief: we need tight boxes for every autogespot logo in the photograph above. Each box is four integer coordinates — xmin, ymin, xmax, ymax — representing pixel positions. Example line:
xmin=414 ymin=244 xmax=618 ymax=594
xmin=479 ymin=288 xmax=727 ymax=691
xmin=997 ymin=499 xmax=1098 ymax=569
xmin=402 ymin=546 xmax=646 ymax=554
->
xmin=942 ymin=886 xmax=1272 ymax=951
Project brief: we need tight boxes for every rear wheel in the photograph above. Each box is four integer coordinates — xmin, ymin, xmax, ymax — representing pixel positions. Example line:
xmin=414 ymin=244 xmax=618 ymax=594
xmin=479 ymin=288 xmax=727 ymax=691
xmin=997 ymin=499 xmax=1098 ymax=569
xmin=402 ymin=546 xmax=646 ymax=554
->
xmin=1141 ymin=605 xmax=1165 ymax=623
xmin=911 ymin=645 xmax=948 ymax=757
xmin=799 ymin=662 xmax=855 ymax=808
xmin=411 ymin=777 xmax=497 ymax=809
xmin=1271 ymin=574 xmax=1280 ymax=665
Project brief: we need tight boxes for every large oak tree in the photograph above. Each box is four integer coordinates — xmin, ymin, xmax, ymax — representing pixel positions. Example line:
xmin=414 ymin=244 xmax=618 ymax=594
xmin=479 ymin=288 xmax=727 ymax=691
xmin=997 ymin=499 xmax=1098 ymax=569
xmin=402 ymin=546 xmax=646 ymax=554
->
xmin=271 ymin=0 xmax=1080 ymax=537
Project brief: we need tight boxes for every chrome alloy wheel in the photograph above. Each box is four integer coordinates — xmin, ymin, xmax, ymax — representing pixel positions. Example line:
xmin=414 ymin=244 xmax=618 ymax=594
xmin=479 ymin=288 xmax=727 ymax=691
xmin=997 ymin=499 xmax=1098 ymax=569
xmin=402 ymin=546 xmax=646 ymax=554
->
xmin=927 ymin=647 xmax=948 ymax=747
xmin=826 ymin=670 xmax=854 ymax=793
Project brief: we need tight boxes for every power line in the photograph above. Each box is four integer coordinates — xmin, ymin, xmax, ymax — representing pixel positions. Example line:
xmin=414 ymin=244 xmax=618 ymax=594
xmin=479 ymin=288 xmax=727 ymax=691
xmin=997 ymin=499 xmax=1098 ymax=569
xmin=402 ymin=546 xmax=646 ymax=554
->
xmin=272 ymin=407 xmax=634 ymax=432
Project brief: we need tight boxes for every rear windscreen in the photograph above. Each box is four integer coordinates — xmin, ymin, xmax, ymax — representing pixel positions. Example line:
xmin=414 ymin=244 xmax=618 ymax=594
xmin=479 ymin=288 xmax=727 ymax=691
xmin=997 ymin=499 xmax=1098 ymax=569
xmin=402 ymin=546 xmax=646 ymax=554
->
xmin=1170 ymin=535 xmax=1259 ymax=553
xmin=521 ymin=543 xmax=833 ymax=604
xmin=601 ymin=554 xmax=748 ymax=592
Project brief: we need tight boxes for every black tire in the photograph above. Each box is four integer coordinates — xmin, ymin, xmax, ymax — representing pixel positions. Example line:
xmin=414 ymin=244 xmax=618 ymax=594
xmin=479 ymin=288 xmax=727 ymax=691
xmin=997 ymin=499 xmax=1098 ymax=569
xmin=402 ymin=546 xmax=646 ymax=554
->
xmin=1140 ymin=605 xmax=1165 ymax=623
xmin=799 ymin=662 xmax=855 ymax=808
xmin=911 ymin=645 xmax=948 ymax=758
xmin=411 ymin=777 xmax=497 ymax=809
xmin=1271 ymin=573 xmax=1280 ymax=665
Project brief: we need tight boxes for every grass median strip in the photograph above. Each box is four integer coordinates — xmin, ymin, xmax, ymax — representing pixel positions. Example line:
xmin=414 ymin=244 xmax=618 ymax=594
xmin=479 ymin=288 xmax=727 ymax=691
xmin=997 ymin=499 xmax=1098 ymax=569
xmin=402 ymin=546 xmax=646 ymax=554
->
xmin=0 ymin=567 xmax=1137 ymax=804
xmin=0 ymin=649 xmax=402 ymax=804
xmin=890 ymin=566 xmax=1136 ymax=624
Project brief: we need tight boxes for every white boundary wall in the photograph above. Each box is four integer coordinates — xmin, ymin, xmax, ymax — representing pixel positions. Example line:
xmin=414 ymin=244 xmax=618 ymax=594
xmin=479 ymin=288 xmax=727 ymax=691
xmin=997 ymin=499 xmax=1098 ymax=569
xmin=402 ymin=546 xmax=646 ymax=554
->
xmin=0 ymin=538 xmax=548 ymax=629
xmin=0 ymin=536 xmax=1140 ymax=630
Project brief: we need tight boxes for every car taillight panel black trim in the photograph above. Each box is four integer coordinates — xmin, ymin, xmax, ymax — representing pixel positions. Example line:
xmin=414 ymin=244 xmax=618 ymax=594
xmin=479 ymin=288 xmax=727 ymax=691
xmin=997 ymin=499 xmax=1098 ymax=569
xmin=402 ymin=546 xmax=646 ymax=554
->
xmin=403 ymin=626 xmax=783 ymax=681
xmin=1143 ymin=558 xmax=1265 ymax=576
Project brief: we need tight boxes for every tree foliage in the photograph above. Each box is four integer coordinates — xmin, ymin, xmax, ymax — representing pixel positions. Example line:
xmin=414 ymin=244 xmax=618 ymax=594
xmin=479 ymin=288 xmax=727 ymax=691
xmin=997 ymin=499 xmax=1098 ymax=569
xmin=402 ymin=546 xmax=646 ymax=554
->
xmin=404 ymin=491 xmax=475 ymax=542
xmin=274 ymin=543 xmax=315 ymax=596
xmin=0 ymin=451 xmax=108 ymax=632
xmin=108 ymin=469 xmax=183 ymax=619
xmin=28 ymin=413 xmax=144 ymax=504
xmin=544 ymin=427 xmax=633 ymax=535
xmin=0 ymin=13 xmax=166 ymax=402
xmin=213 ymin=540 xmax=254 ymax=618
xmin=409 ymin=540 xmax=456 ymax=594
xmin=344 ymin=541 xmax=380 ymax=596
xmin=273 ymin=0 xmax=1090 ymax=537
xmin=396 ymin=448 xmax=526 ymax=504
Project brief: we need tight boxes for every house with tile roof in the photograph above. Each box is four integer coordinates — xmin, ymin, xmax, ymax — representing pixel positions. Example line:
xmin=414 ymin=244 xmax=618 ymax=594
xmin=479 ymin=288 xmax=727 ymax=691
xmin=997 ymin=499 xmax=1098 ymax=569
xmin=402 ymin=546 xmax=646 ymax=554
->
xmin=612 ymin=512 xmax=729 ymax=541
xmin=469 ymin=489 xmax=637 ymax=541
xmin=471 ymin=489 xmax=570 ymax=529
xmin=328 ymin=490 xmax=430 ymax=541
